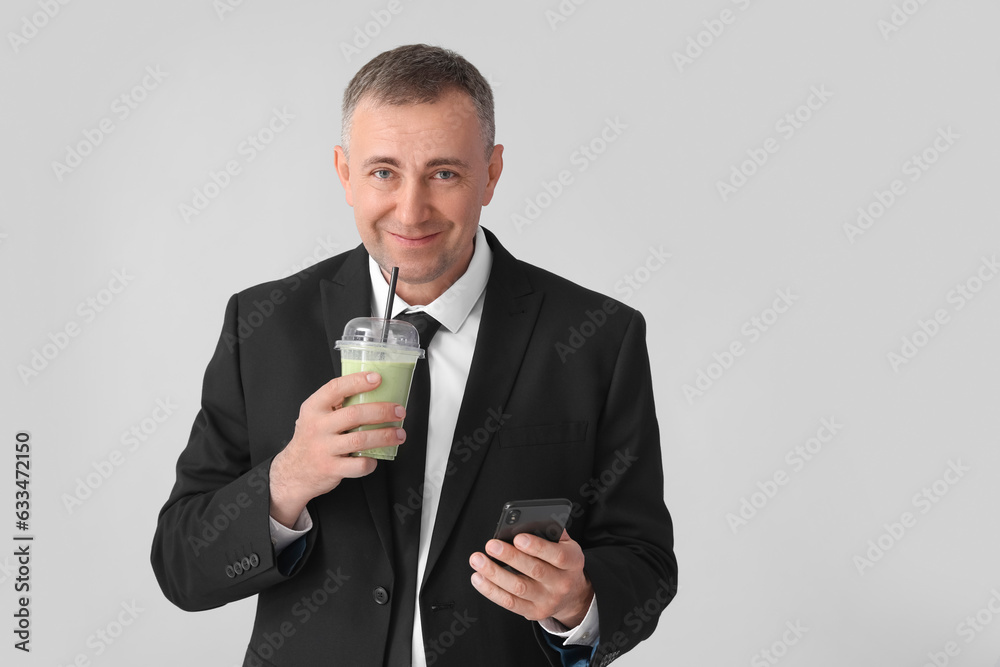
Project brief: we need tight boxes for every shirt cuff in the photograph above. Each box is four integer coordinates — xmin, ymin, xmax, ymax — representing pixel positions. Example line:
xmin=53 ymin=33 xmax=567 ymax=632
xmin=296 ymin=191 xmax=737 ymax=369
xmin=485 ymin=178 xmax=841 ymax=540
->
xmin=269 ymin=508 xmax=313 ymax=554
xmin=537 ymin=594 xmax=599 ymax=647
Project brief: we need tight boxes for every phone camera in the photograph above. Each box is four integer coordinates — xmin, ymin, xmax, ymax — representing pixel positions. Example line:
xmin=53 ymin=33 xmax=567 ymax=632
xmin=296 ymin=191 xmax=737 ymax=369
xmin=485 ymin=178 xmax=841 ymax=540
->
xmin=506 ymin=510 xmax=520 ymax=525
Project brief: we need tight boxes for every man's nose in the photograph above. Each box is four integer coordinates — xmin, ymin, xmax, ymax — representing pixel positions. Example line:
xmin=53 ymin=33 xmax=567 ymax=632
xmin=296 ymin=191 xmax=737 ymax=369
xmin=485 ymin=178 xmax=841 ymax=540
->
xmin=395 ymin=179 xmax=432 ymax=226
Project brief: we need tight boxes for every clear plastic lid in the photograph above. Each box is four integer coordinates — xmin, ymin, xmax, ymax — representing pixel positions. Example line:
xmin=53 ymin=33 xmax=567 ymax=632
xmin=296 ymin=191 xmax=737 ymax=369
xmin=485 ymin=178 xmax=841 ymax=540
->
xmin=334 ymin=317 xmax=426 ymax=356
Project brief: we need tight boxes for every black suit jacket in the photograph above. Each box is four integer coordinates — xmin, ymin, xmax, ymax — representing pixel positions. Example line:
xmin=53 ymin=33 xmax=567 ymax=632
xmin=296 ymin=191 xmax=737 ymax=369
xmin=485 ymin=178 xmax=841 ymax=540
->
xmin=151 ymin=228 xmax=676 ymax=666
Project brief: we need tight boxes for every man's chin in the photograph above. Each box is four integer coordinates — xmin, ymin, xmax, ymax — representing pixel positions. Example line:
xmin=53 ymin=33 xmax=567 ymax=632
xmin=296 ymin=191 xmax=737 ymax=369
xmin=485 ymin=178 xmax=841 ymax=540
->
xmin=371 ymin=254 xmax=442 ymax=287
xmin=393 ymin=266 xmax=445 ymax=288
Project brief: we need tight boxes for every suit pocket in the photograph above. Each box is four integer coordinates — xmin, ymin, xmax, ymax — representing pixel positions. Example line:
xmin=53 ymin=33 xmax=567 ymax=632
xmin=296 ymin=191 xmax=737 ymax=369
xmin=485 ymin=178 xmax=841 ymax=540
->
xmin=498 ymin=422 xmax=588 ymax=448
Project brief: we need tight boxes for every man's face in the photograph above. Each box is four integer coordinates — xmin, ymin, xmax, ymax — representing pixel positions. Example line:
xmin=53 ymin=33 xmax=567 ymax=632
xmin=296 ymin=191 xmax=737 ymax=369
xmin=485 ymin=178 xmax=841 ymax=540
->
xmin=335 ymin=88 xmax=503 ymax=304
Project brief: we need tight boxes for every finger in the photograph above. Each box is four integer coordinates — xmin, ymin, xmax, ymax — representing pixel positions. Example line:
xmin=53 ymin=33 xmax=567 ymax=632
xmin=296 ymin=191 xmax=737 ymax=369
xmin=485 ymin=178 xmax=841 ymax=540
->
xmin=335 ymin=454 xmax=378 ymax=479
xmin=512 ymin=532 xmax=576 ymax=571
xmin=469 ymin=552 xmax=534 ymax=617
xmin=304 ymin=371 xmax=382 ymax=413
xmin=485 ymin=539 xmax=551 ymax=583
xmin=471 ymin=548 xmax=532 ymax=595
xmin=330 ymin=402 xmax=406 ymax=434
xmin=331 ymin=422 xmax=406 ymax=456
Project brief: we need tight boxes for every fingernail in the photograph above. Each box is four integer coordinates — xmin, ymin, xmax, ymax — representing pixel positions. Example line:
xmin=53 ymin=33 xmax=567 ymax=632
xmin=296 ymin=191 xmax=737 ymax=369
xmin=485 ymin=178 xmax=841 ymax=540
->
xmin=367 ymin=372 xmax=380 ymax=383
xmin=486 ymin=541 xmax=502 ymax=556
xmin=471 ymin=554 xmax=484 ymax=568
xmin=395 ymin=428 xmax=405 ymax=441
xmin=394 ymin=405 xmax=405 ymax=418
xmin=471 ymin=572 xmax=483 ymax=586
xmin=514 ymin=534 xmax=530 ymax=549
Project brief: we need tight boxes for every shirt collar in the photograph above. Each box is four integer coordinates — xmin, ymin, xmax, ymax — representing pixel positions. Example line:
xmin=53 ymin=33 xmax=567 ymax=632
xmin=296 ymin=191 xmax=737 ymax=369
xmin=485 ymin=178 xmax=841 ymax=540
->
xmin=367 ymin=225 xmax=493 ymax=334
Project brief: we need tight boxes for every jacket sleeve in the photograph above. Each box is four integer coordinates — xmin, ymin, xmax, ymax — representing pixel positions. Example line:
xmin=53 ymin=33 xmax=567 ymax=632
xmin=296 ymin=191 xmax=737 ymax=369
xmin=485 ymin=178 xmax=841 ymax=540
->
xmin=150 ymin=294 xmax=315 ymax=611
xmin=577 ymin=310 xmax=678 ymax=666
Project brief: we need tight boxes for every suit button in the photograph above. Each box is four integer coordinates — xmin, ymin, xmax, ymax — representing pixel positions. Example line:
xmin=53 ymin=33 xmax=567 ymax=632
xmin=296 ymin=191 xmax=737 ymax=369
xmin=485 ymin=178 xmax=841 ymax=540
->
xmin=249 ymin=553 xmax=260 ymax=568
xmin=225 ymin=565 xmax=236 ymax=578
xmin=241 ymin=556 xmax=251 ymax=571
xmin=234 ymin=561 xmax=243 ymax=575
xmin=373 ymin=587 xmax=390 ymax=605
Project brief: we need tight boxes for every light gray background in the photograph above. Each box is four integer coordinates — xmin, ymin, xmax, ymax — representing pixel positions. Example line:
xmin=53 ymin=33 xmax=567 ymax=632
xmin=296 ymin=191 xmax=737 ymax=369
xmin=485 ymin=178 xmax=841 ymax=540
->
xmin=2 ymin=0 xmax=999 ymax=665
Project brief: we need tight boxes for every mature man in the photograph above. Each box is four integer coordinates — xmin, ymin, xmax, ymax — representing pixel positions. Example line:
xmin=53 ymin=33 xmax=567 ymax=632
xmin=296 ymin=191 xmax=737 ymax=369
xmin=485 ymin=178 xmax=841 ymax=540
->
xmin=152 ymin=44 xmax=676 ymax=666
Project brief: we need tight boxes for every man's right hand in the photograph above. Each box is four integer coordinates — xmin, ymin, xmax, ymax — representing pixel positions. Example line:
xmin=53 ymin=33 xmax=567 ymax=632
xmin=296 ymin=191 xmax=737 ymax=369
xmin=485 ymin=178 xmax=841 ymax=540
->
xmin=268 ymin=372 xmax=406 ymax=527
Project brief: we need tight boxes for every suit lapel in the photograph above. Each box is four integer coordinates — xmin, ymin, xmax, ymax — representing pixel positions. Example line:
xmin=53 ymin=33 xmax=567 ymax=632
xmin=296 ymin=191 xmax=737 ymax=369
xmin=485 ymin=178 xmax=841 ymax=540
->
xmin=320 ymin=244 xmax=372 ymax=377
xmin=422 ymin=228 xmax=542 ymax=585
xmin=320 ymin=245 xmax=398 ymax=561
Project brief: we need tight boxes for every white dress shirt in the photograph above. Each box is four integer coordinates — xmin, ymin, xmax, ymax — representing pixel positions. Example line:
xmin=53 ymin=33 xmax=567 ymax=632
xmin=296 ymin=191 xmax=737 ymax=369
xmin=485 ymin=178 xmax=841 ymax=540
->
xmin=268 ymin=226 xmax=598 ymax=663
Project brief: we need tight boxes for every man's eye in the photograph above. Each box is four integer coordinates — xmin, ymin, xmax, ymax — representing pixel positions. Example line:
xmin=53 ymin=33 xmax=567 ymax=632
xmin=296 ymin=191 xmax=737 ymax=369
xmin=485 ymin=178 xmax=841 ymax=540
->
xmin=373 ymin=169 xmax=392 ymax=179
xmin=435 ymin=170 xmax=456 ymax=180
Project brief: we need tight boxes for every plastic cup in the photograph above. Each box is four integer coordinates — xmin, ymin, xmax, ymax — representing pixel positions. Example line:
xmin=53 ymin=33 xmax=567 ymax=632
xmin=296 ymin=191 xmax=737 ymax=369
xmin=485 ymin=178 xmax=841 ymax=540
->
xmin=334 ymin=317 xmax=425 ymax=460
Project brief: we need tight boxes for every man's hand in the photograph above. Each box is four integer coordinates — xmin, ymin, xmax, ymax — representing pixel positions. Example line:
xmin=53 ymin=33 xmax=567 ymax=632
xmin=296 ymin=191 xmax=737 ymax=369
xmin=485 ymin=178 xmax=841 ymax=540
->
xmin=269 ymin=372 xmax=406 ymax=527
xmin=469 ymin=530 xmax=594 ymax=628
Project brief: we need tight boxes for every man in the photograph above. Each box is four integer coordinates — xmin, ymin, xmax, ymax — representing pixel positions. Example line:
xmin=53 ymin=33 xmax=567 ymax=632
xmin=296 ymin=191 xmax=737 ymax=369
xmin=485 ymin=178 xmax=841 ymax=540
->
xmin=152 ymin=44 xmax=676 ymax=666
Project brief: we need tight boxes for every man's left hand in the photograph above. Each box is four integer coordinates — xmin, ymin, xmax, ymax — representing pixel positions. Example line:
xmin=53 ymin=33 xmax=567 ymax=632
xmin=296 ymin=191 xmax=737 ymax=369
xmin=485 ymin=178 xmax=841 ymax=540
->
xmin=469 ymin=530 xmax=594 ymax=628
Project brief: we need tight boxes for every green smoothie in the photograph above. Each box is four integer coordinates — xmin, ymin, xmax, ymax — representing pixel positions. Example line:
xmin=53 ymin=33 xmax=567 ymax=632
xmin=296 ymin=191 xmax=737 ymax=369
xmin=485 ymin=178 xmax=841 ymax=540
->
xmin=341 ymin=359 xmax=416 ymax=460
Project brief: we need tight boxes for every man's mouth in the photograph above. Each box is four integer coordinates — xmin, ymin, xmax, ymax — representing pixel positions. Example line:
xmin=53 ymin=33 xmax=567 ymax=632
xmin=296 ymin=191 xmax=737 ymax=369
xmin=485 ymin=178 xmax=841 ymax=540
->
xmin=387 ymin=231 xmax=440 ymax=247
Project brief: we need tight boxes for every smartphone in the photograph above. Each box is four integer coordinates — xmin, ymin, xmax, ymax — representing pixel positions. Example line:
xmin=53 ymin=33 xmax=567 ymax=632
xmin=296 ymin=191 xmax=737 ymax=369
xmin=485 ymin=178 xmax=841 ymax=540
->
xmin=492 ymin=498 xmax=573 ymax=548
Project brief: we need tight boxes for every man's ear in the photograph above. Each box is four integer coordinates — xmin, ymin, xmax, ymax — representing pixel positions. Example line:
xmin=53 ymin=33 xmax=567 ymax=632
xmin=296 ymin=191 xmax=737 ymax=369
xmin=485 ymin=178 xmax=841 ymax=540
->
xmin=481 ymin=144 xmax=504 ymax=206
xmin=334 ymin=145 xmax=353 ymax=207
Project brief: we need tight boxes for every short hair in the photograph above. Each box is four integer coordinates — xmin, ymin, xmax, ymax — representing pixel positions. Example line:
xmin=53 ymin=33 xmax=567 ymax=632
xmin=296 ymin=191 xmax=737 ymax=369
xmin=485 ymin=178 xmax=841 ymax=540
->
xmin=341 ymin=44 xmax=495 ymax=161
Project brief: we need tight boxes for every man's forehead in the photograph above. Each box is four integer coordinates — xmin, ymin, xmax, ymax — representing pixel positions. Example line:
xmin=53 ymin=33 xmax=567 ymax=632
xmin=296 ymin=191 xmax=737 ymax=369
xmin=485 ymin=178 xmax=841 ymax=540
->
xmin=353 ymin=89 xmax=477 ymax=131
xmin=350 ymin=91 xmax=481 ymax=160
xmin=355 ymin=85 xmax=474 ymax=113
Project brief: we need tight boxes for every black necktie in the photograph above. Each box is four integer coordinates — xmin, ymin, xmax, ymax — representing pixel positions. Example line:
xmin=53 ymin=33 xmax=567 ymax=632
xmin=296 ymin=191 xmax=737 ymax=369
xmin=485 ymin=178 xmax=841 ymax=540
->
xmin=385 ymin=310 xmax=443 ymax=667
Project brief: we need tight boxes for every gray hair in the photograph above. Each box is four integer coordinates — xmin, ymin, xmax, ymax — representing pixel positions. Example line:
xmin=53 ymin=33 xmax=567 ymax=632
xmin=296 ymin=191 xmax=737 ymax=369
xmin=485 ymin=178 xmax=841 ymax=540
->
xmin=341 ymin=44 xmax=495 ymax=161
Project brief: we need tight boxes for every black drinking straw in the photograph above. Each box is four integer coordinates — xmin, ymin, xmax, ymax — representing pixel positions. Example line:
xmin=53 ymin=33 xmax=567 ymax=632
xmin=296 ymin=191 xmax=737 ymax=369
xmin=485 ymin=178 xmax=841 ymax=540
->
xmin=380 ymin=267 xmax=399 ymax=343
